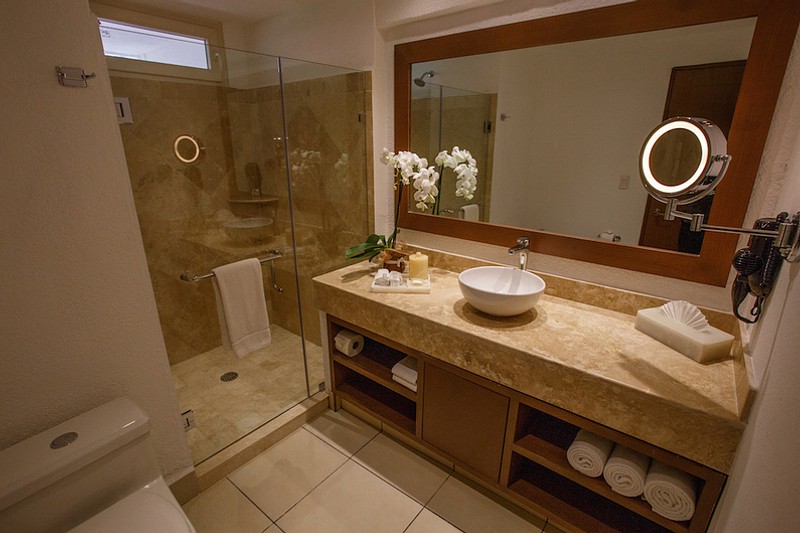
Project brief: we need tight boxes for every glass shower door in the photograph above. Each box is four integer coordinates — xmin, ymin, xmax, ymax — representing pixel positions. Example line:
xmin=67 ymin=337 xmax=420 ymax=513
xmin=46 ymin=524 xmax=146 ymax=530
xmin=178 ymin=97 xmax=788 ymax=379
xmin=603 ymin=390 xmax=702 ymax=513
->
xmin=277 ymin=57 xmax=372 ymax=393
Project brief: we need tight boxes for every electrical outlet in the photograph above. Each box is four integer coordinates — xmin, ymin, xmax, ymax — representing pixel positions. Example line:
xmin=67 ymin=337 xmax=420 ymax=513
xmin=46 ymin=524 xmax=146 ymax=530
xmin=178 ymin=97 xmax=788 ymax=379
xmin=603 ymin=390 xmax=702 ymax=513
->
xmin=618 ymin=174 xmax=631 ymax=190
xmin=181 ymin=409 xmax=196 ymax=432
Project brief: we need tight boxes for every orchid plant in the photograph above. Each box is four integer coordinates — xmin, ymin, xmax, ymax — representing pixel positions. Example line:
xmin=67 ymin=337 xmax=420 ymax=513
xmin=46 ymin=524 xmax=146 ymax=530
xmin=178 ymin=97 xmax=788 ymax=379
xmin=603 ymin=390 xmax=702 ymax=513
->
xmin=345 ymin=146 xmax=478 ymax=261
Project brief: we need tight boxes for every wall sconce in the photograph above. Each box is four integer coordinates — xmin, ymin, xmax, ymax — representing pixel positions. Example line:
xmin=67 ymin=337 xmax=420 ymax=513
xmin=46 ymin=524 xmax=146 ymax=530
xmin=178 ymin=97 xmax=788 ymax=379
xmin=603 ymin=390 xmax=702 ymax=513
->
xmin=640 ymin=117 xmax=800 ymax=322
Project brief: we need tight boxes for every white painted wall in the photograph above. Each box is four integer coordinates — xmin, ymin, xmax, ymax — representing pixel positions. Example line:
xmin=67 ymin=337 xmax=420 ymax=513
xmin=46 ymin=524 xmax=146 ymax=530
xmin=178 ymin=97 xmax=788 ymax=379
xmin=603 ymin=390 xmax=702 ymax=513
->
xmin=0 ymin=0 xmax=192 ymax=479
xmin=238 ymin=0 xmax=375 ymax=71
xmin=710 ymin=29 xmax=800 ymax=529
xmin=490 ymin=20 xmax=753 ymax=243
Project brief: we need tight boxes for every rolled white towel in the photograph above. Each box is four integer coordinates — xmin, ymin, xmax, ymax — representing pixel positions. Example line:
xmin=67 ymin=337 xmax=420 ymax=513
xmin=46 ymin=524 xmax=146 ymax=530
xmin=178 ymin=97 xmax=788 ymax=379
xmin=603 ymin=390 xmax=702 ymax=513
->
xmin=643 ymin=461 xmax=697 ymax=522
xmin=566 ymin=429 xmax=614 ymax=478
xmin=602 ymin=445 xmax=651 ymax=497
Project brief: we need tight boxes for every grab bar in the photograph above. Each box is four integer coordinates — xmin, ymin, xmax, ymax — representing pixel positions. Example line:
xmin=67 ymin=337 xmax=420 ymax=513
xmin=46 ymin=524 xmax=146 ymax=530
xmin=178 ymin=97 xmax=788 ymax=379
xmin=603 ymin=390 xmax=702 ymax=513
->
xmin=180 ymin=250 xmax=283 ymax=284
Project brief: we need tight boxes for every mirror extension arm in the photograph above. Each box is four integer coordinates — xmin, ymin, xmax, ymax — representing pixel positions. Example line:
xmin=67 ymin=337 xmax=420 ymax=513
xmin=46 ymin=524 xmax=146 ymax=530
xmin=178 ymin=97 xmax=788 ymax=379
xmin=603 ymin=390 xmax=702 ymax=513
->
xmin=661 ymin=201 xmax=800 ymax=262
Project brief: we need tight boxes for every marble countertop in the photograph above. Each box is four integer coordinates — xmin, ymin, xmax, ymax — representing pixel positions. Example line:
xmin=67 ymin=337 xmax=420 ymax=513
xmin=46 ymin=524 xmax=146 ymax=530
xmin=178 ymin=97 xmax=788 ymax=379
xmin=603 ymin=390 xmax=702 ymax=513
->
xmin=313 ymin=261 xmax=744 ymax=473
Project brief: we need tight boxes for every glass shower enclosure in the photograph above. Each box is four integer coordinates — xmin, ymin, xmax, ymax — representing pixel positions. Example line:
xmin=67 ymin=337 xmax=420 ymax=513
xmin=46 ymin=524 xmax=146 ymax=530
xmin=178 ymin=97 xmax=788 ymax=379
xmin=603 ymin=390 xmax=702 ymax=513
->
xmin=410 ymin=82 xmax=495 ymax=222
xmin=107 ymin=37 xmax=371 ymax=464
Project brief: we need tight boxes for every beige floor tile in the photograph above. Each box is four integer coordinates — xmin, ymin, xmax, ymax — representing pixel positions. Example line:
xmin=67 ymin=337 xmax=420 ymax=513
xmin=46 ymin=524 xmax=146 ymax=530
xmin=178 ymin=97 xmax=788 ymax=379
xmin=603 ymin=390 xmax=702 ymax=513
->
xmin=381 ymin=424 xmax=456 ymax=470
xmin=183 ymin=478 xmax=272 ymax=533
xmin=303 ymin=409 xmax=379 ymax=456
xmin=276 ymin=460 xmax=422 ymax=533
xmin=427 ymin=476 xmax=545 ymax=533
xmin=228 ymin=427 xmax=347 ymax=520
xmin=406 ymin=509 xmax=464 ymax=533
xmin=354 ymin=432 xmax=450 ymax=504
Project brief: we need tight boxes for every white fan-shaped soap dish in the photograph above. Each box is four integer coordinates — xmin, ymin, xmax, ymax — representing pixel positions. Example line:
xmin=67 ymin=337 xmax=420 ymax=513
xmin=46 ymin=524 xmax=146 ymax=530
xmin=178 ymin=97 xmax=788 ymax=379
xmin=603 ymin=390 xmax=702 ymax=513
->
xmin=660 ymin=300 xmax=709 ymax=330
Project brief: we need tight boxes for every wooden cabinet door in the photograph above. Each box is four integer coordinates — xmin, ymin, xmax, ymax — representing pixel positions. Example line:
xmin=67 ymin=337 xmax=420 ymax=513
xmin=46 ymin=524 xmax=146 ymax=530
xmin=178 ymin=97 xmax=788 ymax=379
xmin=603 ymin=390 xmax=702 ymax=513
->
xmin=422 ymin=362 xmax=510 ymax=481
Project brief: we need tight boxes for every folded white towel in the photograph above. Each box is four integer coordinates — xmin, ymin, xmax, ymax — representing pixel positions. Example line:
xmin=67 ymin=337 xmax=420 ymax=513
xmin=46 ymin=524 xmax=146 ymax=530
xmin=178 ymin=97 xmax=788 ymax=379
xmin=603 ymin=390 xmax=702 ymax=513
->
xmin=211 ymin=258 xmax=271 ymax=358
xmin=643 ymin=461 xmax=697 ymax=522
xmin=603 ymin=445 xmax=651 ymax=497
xmin=392 ymin=374 xmax=417 ymax=393
xmin=566 ymin=429 xmax=614 ymax=478
xmin=461 ymin=204 xmax=480 ymax=221
xmin=391 ymin=356 xmax=418 ymax=384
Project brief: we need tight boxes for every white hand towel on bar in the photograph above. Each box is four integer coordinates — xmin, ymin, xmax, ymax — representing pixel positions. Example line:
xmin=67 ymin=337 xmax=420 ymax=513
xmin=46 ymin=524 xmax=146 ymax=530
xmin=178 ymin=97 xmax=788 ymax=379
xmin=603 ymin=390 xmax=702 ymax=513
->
xmin=392 ymin=374 xmax=417 ymax=393
xmin=391 ymin=356 xmax=418 ymax=384
xmin=566 ymin=429 xmax=614 ymax=478
xmin=643 ymin=461 xmax=697 ymax=522
xmin=602 ymin=445 xmax=651 ymax=497
xmin=461 ymin=204 xmax=480 ymax=221
xmin=211 ymin=258 xmax=271 ymax=358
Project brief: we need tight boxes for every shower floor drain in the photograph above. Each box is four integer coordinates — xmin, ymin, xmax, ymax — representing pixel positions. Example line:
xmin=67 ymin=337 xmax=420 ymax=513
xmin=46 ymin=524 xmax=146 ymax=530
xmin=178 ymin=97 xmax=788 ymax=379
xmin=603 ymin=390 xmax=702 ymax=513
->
xmin=220 ymin=371 xmax=239 ymax=382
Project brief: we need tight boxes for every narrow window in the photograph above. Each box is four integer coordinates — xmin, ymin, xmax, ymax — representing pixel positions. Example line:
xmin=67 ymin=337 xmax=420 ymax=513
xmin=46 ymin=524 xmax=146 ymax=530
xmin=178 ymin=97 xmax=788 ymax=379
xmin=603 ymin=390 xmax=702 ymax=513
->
xmin=98 ymin=18 xmax=209 ymax=70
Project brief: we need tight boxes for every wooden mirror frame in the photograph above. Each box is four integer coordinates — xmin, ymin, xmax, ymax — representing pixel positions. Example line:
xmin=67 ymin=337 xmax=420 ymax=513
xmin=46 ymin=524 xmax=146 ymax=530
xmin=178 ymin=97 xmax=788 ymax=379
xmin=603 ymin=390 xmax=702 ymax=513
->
xmin=395 ymin=0 xmax=800 ymax=286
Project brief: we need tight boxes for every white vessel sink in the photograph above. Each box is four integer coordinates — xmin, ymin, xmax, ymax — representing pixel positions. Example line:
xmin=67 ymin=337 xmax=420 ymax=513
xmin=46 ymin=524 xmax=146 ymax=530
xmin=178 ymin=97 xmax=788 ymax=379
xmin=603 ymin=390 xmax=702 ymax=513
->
xmin=458 ymin=266 xmax=545 ymax=317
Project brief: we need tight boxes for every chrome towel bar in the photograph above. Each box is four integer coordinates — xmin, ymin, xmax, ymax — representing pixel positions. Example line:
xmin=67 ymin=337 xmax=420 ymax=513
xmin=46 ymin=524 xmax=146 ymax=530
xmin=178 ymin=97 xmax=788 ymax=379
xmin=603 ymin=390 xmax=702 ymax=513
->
xmin=180 ymin=250 xmax=283 ymax=283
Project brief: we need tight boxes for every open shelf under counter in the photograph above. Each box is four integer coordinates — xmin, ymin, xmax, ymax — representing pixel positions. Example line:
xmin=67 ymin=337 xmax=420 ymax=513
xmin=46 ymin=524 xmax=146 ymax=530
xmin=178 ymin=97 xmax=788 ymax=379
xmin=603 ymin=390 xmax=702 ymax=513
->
xmin=512 ymin=435 xmax=687 ymax=533
xmin=332 ymin=337 xmax=416 ymax=401
xmin=508 ymin=456 xmax=672 ymax=533
xmin=334 ymin=370 xmax=416 ymax=435
xmin=507 ymin=397 xmax=721 ymax=533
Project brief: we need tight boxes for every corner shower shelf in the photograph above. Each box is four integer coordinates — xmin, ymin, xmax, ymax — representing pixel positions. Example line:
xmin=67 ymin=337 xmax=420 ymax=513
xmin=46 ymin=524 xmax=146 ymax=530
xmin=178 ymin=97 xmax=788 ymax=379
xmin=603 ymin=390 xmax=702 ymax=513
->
xmin=227 ymin=194 xmax=280 ymax=205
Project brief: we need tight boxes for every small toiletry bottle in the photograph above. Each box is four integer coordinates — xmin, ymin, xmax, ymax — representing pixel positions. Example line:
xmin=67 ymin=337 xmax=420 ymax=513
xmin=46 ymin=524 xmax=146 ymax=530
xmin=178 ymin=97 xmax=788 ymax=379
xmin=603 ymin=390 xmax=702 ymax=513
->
xmin=409 ymin=252 xmax=429 ymax=280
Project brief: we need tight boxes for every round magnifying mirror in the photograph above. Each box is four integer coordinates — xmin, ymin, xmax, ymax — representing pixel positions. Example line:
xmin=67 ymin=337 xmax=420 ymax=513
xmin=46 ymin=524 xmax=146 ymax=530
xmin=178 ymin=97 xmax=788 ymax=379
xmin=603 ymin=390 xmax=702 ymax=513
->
xmin=173 ymin=134 xmax=204 ymax=165
xmin=639 ymin=117 xmax=730 ymax=205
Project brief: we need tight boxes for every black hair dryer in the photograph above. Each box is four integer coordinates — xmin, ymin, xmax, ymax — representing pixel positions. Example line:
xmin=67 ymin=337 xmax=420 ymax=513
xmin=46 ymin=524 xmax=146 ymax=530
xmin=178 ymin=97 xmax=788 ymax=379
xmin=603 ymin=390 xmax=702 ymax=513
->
xmin=731 ymin=214 xmax=788 ymax=323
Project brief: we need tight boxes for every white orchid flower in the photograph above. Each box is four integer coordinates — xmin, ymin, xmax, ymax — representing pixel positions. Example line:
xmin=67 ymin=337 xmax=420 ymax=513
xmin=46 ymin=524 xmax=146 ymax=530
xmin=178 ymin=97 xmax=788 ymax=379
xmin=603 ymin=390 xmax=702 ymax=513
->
xmin=380 ymin=146 xmax=474 ymax=212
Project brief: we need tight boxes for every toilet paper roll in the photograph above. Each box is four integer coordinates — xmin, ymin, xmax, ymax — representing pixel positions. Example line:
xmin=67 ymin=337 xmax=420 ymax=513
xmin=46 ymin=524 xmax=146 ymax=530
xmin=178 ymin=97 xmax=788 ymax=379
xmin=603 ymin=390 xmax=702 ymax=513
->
xmin=334 ymin=329 xmax=364 ymax=357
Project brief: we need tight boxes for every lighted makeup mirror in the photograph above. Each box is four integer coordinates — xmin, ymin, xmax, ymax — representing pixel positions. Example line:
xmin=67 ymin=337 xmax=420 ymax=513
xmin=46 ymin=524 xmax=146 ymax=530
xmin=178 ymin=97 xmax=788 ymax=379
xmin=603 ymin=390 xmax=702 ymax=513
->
xmin=173 ymin=134 xmax=204 ymax=165
xmin=640 ymin=117 xmax=800 ymax=322
xmin=640 ymin=117 xmax=731 ymax=228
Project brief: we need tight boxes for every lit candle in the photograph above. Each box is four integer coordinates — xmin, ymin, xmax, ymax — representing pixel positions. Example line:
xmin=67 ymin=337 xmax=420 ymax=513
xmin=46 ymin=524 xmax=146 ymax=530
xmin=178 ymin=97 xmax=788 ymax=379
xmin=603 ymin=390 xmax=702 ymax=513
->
xmin=409 ymin=252 xmax=429 ymax=280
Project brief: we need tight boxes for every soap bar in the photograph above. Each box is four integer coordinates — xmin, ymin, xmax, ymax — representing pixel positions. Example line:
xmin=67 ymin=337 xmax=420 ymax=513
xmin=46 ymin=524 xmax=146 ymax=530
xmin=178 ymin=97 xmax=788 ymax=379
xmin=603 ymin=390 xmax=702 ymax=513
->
xmin=635 ymin=307 xmax=734 ymax=364
xmin=409 ymin=252 xmax=428 ymax=280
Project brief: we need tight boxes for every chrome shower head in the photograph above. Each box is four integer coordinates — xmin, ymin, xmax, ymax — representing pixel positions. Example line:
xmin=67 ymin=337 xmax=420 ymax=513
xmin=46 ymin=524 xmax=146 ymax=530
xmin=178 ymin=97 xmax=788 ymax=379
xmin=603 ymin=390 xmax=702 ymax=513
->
xmin=414 ymin=71 xmax=434 ymax=87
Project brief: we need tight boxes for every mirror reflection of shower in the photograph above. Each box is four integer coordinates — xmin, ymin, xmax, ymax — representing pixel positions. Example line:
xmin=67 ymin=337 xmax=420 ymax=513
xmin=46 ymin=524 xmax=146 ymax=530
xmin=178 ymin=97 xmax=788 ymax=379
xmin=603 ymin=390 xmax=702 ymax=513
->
xmin=414 ymin=70 xmax=434 ymax=87
xmin=409 ymin=71 xmax=496 ymax=223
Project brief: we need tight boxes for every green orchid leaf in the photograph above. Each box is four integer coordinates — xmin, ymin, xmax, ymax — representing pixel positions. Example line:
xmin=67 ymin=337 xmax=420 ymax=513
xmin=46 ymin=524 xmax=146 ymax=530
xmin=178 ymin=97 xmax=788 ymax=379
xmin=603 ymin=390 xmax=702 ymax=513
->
xmin=345 ymin=242 xmax=385 ymax=258
xmin=365 ymin=233 xmax=386 ymax=245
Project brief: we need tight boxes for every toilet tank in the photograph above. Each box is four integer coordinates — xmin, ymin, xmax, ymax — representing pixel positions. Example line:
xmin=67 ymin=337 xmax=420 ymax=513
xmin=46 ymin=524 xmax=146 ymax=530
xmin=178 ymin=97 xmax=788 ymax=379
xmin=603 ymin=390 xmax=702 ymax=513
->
xmin=0 ymin=398 xmax=162 ymax=533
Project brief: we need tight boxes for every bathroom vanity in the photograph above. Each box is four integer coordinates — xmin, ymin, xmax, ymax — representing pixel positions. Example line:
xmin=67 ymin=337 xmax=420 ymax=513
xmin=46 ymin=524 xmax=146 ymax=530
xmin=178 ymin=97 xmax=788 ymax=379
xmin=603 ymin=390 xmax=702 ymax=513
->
xmin=313 ymin=254 xmax=746 ymax=533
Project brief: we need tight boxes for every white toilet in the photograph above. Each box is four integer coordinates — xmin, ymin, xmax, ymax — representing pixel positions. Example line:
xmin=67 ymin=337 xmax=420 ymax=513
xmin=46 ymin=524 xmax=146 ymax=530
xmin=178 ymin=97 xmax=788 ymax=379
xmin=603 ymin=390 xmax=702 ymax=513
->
xmin=0 ymin=398 xmax=196 ymax=533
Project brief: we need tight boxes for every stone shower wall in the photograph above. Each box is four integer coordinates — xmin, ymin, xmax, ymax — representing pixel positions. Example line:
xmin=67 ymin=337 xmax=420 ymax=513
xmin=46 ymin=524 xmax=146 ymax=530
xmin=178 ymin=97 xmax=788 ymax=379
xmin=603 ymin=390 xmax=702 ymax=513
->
xmin=113 ymin=71 xmax=371 ymax=364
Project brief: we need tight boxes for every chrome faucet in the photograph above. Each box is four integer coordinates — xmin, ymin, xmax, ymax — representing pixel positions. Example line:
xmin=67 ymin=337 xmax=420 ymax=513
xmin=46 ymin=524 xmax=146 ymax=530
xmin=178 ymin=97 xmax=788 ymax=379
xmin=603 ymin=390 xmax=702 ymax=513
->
xmin=508 ymin=236 xmax=530 ymax=271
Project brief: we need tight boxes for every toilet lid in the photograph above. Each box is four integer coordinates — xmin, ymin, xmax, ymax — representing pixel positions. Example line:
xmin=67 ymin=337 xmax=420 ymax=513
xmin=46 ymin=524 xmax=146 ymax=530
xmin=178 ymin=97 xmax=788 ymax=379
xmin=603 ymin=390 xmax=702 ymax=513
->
xmin=70 ymin=490 xmax=195 ymax=533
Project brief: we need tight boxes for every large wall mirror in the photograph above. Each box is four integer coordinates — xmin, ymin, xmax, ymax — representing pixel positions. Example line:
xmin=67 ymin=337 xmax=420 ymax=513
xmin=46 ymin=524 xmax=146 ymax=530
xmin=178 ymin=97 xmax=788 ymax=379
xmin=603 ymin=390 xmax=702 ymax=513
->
xmin=395 ymin=0 xmax=800 ymax=286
